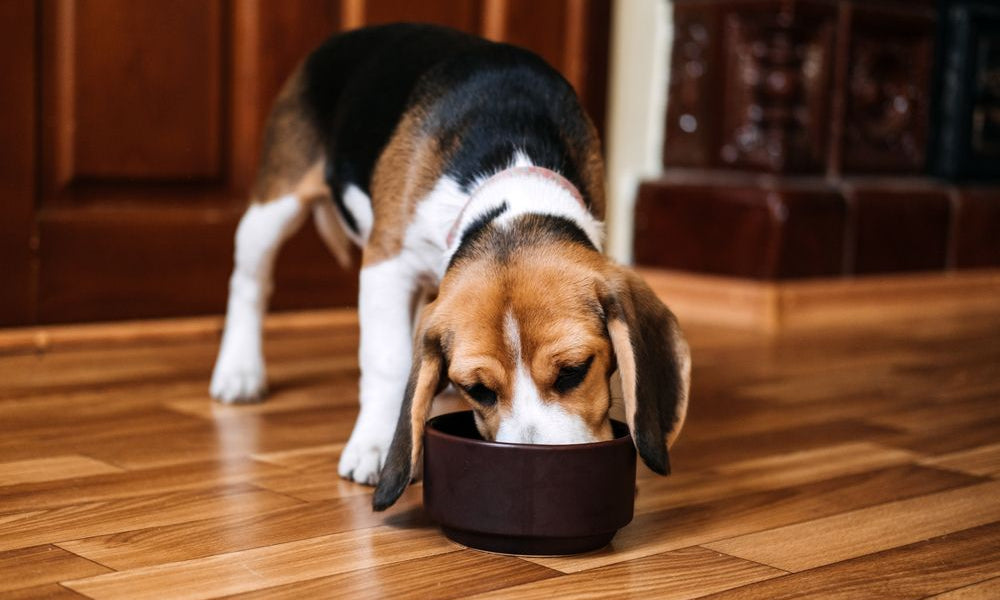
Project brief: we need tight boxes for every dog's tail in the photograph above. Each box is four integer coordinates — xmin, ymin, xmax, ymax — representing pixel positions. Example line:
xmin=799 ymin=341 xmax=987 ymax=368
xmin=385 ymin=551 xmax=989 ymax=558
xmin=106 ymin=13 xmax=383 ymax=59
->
xmin=312 ymin=199 xmax=353 ymax=269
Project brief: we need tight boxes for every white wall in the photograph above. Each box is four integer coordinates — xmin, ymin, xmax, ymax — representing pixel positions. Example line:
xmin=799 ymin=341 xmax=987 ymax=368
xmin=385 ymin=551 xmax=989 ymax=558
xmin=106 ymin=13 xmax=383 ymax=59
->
xmin=604 ymin=0 xmax=672 ymax=263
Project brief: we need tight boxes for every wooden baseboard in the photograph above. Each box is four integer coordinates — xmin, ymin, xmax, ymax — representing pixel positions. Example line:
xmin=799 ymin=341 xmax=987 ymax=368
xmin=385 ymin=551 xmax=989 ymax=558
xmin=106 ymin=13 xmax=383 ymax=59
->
xmin=639 ymin=268 xmax=1000 ymax=332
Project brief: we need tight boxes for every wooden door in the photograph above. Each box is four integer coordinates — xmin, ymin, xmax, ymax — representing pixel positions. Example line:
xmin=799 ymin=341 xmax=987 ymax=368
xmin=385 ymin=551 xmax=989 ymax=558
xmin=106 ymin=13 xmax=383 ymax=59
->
xmin=1 ymin=0 xmax=610 ymax=326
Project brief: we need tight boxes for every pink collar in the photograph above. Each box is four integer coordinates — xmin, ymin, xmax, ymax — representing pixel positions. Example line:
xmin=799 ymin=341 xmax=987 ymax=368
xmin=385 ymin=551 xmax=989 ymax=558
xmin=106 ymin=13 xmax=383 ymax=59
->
xmin=445 ymin=166 xmax=586 ymax=248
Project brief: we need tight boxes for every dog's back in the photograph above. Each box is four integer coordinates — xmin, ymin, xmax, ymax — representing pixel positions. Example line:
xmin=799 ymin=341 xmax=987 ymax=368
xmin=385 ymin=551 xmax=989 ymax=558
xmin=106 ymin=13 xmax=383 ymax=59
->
xmin=294 ymin=24 xmax=604 ymax=241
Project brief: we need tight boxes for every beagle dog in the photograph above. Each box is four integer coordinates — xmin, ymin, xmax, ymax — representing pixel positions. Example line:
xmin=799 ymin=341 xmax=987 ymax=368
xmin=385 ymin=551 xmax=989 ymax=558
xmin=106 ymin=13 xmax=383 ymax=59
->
xmin=209 ymin=23 xmax=691 ymax=510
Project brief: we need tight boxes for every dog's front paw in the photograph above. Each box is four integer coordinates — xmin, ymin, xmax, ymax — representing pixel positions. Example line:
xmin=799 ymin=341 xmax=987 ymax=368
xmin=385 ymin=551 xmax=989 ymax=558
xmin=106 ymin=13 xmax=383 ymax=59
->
xmin=210 ymin=347 xmax=267 ymax=403
xmin=338 ymin=419 xmax=394 ymax=485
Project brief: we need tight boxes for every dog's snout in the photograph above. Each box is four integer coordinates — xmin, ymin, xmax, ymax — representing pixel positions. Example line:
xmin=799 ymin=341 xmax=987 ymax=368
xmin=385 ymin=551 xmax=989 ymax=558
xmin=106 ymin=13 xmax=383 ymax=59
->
xmin=495 ymin=416 xmax=601 ymax=445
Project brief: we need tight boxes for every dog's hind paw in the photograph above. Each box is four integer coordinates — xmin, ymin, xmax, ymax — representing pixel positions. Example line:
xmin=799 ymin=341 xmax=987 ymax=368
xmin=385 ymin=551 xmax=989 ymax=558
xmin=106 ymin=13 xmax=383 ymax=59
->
xmin=210 ymin=352 xmax=267 ymax=403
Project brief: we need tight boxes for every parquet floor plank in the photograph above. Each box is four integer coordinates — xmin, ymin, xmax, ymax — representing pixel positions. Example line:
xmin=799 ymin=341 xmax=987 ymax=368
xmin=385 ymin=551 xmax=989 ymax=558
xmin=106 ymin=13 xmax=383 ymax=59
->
xmin=0 ymin=545 xmax=110 ymax=593
xmin=704 ymin=479 xmax=1000 ymax=571
xmin=634 ymin=442 xmax=916 ymax=513
xmin=2 ymin=584 xmax=90 ymax=599
xmin=465 ymin=546 xmax=784 ymax=600
xmin=678 ymin=395 xmax=918 ymax=443
xmin=879 ymin=416 xmax=1000 ymax=457
xmin=866 ymin=395 xmax=1000 ymax=434
xmin=222 ymin=550 xmax=559 ymax=600
xmin=700 ymin=522 xmax=1000 ymax=599
xmin=921 ymin=443 xmax=1000 ymax=478
xmin=927 ymin=576 xmax=1000 ymax=599
xmin=669 ymin=420 xmax=903 ymax=472
xmin=75 ymin=407 xmax=359 ymax=470
xmin=0 ymin=459 xmax=286 ymax=513
xmin=0 ymin=456 xmax=123 ymax=487
xmin=57 ymin=493 xmax=417 ymax=570
xmin=250 ymin=467 xmax=372 ymax=503
xmin=0 ymin=407 xmax=206 ymax=464
xmin=62 ymin=527 xmax=459 ymax=600
xmin=0 ymin=484 xmax=301 ymax=552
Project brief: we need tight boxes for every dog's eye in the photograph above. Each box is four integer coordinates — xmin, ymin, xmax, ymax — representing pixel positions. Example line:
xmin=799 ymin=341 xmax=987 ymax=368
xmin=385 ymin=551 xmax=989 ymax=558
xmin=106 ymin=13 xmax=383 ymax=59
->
xmin=464 ymin=383 xmax=498 ymax=407
xmin=554 ymin=356 xmax=593 ymax=394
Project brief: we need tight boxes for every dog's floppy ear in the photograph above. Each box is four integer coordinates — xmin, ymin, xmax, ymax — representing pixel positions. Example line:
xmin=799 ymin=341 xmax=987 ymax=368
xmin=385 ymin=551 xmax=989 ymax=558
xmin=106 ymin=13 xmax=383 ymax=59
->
xmin=601 ymin=266 xmax=691 ymax=475
xmin=372 ymin=313 xmax=446 ymax=511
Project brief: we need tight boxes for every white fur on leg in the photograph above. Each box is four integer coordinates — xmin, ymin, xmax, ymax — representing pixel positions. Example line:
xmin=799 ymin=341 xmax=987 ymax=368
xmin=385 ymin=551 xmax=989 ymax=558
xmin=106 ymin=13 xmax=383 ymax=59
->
xmin=341 ymin=184 xmax=374 ymax=245
xmin=211 ymin=195 xmax=308 ymax=403
xmin=338 ymin=256 xmax=417 ymax=484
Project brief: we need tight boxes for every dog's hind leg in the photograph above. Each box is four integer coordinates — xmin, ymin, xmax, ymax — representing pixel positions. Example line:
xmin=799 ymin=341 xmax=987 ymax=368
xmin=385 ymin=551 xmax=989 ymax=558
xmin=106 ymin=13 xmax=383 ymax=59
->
xmin=210 ymin=193 xmax=310 ymax=402
xmin=210 ymin=67 xmax=326 ymax=403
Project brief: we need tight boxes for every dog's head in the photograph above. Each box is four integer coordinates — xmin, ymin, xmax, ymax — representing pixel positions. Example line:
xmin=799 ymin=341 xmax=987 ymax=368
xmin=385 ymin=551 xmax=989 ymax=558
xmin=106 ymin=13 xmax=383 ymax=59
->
xmin=372 ymin=216 xmax=690 ymax=510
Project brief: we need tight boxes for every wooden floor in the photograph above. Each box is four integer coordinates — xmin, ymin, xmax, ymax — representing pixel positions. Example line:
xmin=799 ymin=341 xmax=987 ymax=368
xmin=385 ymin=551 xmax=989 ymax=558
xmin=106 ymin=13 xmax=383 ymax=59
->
xmin=1 ymin=307 xmax=999 ymax=599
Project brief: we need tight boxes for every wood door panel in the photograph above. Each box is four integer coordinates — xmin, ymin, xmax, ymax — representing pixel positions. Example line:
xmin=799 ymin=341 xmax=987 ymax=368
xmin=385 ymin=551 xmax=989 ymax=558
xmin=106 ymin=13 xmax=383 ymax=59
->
xmin=495 ymin=0 xmax=569 ymax=77
xmin=37 ymin=209 xmax=236 ymax=323
xmin=37 ymin=209 xmax=357 ymax=324
xmin=46 ymin=0 xmax=224 ymax=187
xmin=0 ymin=0 xmax=37 ymax=326
xmin=359 ymin=0 xmax=481 ymax=32
xmin=254 ymin=1 xmax=343 ymax=112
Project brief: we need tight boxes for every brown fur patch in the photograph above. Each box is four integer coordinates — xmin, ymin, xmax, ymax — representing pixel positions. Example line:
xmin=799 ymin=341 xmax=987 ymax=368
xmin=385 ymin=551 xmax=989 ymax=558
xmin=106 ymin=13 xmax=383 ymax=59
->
xmin=408 ymin=349 xmax=443 ymax=470
xmin=248 ymin=66 xmax=354 ymax=266
xmin=364 ymin=109 xmax=447 ymax=266
xmin=293 ymin=160 xmax=330 ymax=205
xmin=575 ymin=115 xmax=607 ymax=219
xmin=251 ymin=64 xmax=325 ymax=204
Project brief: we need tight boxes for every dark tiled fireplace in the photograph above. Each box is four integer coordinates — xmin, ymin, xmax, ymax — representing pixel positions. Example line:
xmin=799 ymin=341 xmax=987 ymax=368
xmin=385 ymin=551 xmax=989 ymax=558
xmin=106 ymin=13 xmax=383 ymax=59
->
xmin=934 ymin=1 xmax=1000 ymax=180
xmin=635 ymin=0 xmax=1000 ymax=279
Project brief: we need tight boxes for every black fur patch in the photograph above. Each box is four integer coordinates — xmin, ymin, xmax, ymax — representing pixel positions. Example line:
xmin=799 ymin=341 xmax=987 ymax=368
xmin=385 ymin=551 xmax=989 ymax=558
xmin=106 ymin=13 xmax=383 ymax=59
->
xmin=372 ymin=373 xmax=418 ymax=511
xmin=449 ymin=201 xmax=509 ymax=265
xmin=419 ymin=47 xmax=593 ymax=204
xmin=324 ymin=162 xmax=358 ymax=233
xmin=447 ymin=212 xmax=596 ymax=271
xmin=629 ymin=305 xmax=677 ymax=476
xmin=303 ymin=25 xmax=486 ymax=197
xmin=533 ymin=214 xmax=597 ymax=249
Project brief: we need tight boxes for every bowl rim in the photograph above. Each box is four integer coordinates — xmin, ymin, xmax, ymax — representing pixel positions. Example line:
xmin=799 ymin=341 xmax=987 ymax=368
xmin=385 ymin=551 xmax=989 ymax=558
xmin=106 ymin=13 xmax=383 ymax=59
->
xmin=425 ymin=411 xmax=633 ymax=451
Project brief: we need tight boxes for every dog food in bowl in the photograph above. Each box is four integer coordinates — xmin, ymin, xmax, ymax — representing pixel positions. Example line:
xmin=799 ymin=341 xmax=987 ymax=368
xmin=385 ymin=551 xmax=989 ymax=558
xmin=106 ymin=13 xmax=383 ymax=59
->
xmin=423 ymin=410 xmax=636 ymax=555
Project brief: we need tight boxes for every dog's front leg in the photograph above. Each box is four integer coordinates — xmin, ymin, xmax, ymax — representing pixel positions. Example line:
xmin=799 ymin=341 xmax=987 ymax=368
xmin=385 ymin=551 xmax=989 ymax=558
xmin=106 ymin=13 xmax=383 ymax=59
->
xmin=339 ymin=255 xmax=418 ymax=485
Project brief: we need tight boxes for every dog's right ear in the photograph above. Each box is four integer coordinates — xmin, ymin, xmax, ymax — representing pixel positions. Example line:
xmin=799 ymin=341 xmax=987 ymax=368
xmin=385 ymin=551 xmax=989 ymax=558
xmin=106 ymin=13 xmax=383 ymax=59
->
xmin=373 ymin=311 xmax=446 ymax=511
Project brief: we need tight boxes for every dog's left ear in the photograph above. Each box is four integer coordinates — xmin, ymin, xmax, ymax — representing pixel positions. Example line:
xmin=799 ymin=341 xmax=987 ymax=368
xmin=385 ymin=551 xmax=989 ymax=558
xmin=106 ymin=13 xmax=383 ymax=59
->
xmin=372 ymin=310 xmax=446 ymax=511
xmin=601 ymin=266 xmax=691 ymax=475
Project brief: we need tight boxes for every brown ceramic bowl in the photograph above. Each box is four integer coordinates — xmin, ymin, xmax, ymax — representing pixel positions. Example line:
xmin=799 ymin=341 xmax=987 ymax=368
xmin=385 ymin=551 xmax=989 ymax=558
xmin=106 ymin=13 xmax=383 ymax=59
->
xmin=423 ymin=411 xmax=636 ymax=555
